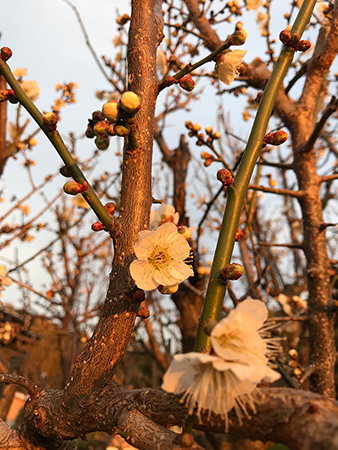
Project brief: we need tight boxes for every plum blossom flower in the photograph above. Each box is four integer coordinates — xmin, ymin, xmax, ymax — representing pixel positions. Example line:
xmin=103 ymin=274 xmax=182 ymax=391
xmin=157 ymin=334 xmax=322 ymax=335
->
xmin=13 ymin=68 xmax=27 ymax=78
xmin=246 ymin=0 xmax=264 ymax=10
xmin=210 ymin=300 xmax=280 ymax=376
xmin=150 ymin=204 xmax=179 ymax=230
xmin=215 ymin=50 xmax=247 ymax=86
xmin=162 ymin=300 xmax=280 ymax=430
xmin=0 ymin=265 xmax=12 ymax=297
xmin=130 ymin=222 xmax=193 ymax=290
xmin=20 ymin=80 xmax=40 ymax=101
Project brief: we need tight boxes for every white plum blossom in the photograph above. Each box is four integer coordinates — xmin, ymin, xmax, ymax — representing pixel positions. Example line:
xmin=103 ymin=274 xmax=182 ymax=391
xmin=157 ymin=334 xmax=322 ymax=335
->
xmin=0 ymin=265 xmax=12 ymax=297
xmin=150 ymin=204 xmax=179 ymax=230
xmin=215 ymin=50 xmax=247 ymax=86
xmin=162 ymin=300 xmax=280 ymax=430
xmin=20 ymin=80 xmax=40 ymax=101
xmin=130 ymin=222 xmax=193 ymax=291
xmin=246 ymin=0 xmax=264 ymax=10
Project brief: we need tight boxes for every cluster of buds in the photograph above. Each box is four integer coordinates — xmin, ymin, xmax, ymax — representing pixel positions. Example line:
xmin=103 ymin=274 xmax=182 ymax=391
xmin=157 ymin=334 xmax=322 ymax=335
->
xmin=91 ymin=202 xmax=116 ymax=232
xmin=264 ymin=130 xmax=288 ymax=146
xmin=43 ymin=112 xmax=58 ymax=132
xmin=279 ymin=30 xmax=311 ymax=52
xmin=185 ymin=121 xmax=221 ymax=166
xmin=226 ymin=0 xmax=241 ymax=15
xmin=63 ymin=181 xmax=88 ymax=196
xmin=0 ymin=89 xmax=15 ymax=103
xmin=0 ymin=46 xmax=12 ymax=61
xmin=217 ymin=168 xmax=233 ymax=187
xmin=220 ymin=263 xmax=244 ymax=282
xmin=85 ymin=91 xmax=141 ymax=151
xmin=235 ymin=227 xmax=243 ymax=241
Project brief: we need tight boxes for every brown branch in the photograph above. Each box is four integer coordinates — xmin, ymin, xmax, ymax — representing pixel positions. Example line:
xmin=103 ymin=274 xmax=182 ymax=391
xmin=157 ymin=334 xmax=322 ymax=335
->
xmin=0 ymin=75 xmax=7 ymax=177
xmin=248 ymin=184 xmax=303 ymax=198
xmin=0 ymin=374 xmax=40 ymax=399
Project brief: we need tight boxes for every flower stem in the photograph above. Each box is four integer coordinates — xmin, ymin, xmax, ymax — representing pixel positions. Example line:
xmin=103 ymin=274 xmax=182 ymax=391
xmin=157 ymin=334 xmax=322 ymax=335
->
xmin=0 ymin=58 xmax=113 ymax=230
xmin=194 ymin=0 xmax=318 ymax=353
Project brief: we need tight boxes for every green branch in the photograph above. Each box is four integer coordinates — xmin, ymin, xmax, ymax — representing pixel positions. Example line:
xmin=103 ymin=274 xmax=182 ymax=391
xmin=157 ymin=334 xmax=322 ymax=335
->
xmin=0 ymin=58 xmax=113 ymax=230
xmin=194 ymin=0 xmax=317 ymax=353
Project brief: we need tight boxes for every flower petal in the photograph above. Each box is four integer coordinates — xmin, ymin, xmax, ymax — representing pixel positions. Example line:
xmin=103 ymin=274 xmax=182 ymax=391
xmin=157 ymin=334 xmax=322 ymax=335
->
xmin=129 ymin=260 xmax=158 ymax=290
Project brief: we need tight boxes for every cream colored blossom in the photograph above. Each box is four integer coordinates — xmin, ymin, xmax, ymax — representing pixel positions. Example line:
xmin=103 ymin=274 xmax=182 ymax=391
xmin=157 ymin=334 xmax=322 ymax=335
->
xmin=19 ymin=204 xmax=31 ymax=215
xmin=162 ymin=300 xmax=280 ymax=430
xmin=163 ymin=353 xmax=259 ymax=431
xmin=0 ymin=265 xmax=12 ymax=296
xmin=246 ymin=0 xmax=263 ymax=10
xmin=150 ymin=204 xmax=179 ymax=230
xmin=211 ymin=300 xmax=280 ymax=373
xmin=129 ymin=222 xmax=193 ymax=291
xmin=156 ymin=49 xmax=168 ymax=77
xmin=215 ymin=50 xmax=247 ymax=86
xmin=71 ymin=195 xmax=89 ymax=209
xmin=20 ymin=81 xmax=40 ymax=101
xmin=13 ymin=68 xmax=27 ymax=78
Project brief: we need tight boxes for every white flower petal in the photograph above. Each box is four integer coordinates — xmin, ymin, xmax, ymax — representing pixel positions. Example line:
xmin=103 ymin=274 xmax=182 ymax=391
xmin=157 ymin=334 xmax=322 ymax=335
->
xmin=129 ymin=260 xmax=158 ymax=290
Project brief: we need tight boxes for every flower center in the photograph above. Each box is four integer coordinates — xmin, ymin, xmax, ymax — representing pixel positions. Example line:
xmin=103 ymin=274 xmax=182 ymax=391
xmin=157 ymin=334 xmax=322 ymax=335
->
xmin=148 ymin=245 xmax=172 ymax=270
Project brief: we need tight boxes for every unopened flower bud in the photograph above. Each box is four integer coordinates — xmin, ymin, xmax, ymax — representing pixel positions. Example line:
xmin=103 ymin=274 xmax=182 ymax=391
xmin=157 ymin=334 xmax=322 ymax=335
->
xmin=63 ymin=181 xmax=87 ymax=195
xmin=289 ymin=349 xmax=298 ymax=359
xmin=264 ymin=130 xmax=288 ymax=145
xmin=85 ymin=125 xmax=95 ymax=139
xmin=185 ymin=120 xmax=193 ymax=130
xmin=95 ymin=136 xmax=110 ymax=150
xmin=179 ymin=74 xmax=195 ymax=92
xmin=295 ymin=40 xmax=311 ymax=52
xmin=217 ymin=168 xmax=233 ymax=186
xmin=231 ymin=29 xmax=247 ymax=45
xmin=201 ymin=151 xmax=213 ymax=160
xmin=1 ymin=47 xmax=12 ymax=61
xmin=161 ymin=75 xmax=176 ymax=88
xmin=294 ymin=368 xmax=302 ymax=377
xmin=137 ymin=306 xmax=150 ymax=319
xmin=205 ymin=126 xmax=213 ymax=135
xmin=279 ymin=29 xmax=291 ymax=45
xmin=102 ymin=100 xmax=119 ymax=122
xmin=132 ymin=289 xmax=145 ymax=303
xmin=180 ymin=433 xmax=194 ymax=448
xmin=220 ymin=263 xmax=244 ymax=282
xmin=93 ymin=120 xmax=108 ymax=136
xmin=91 ymin=221 xmax=105 ymax=232
xmin=43 ymin=112 xmax=58 ymax=131
xmin=235 ymin=228 xmax=243 ymax=241
xmin=116 ymin=13 xmax=130 ymax=26
xmin=213 ymin=131 xmax=221 ymax=139
xmin=119 ymin=91 xmax=141 ymax=114
xmin=177 ymin=226 xmax=193 ymax=239
xmin=202 ymin=318 xmax=218 ymax=336
xmin=204 ymin=158 xmax=214 ymax=167
xmin=0 ymin=89 xmax=15 ymax=103
xmin=158 ymin=284 xmax=179 ymax=295
xmin=92 ymin=110 xmax=105 ymax=121
xmin=59 ymin=166 xmax=72 ymax=177
xmin=289 ymin=34 xmax=300 ymax=46
xmin=104 ymin=202 xmax=115 ymax=216
xmin=107 ymin=124 xmax=116 ymax=136
xmin=114 ymin=122 xmax=131 ymax=136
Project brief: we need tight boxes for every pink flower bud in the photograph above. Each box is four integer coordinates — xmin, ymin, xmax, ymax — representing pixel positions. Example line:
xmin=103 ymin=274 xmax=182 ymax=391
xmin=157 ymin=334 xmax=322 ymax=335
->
xmin=279 ymin=30 xmax=291 ymax=45
xmin=217 ymin=168 xmax=233 ymax=187
xmin=137 ymin=306 xmax=150 ymax=319
xmin=43 ymin=112 xmax=58 ymax=131
xmin=104 ymin=202 xmax=115 ymax=216
xmin=264 ymin=130 xmax=288 ymax=146
xmin=295 ymin=40 xmax=311 ymax=52
xmin=107 ymin=124 xmax=116 ymax=136
xmin=95 ymin=136 xmax=110 ymax=150
xmin=220 ymin=263 xmax=244 ymax=282
xmin=179 ymin=74 xmax=195 ymax=92
xmin=91 ymin=221 xmax=105 ymax=232
xmin=235 ymin=228 xmax=243 ymax=241
xmin=0 ymin=89 xmax=15 ymax=103
xmin=63 ymin=181 xmax=87 ymax=195
xmin=1 ymin=47 xmax=12 ymax=61
xmin=161 ymin=75 xmax=176 ymax=88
